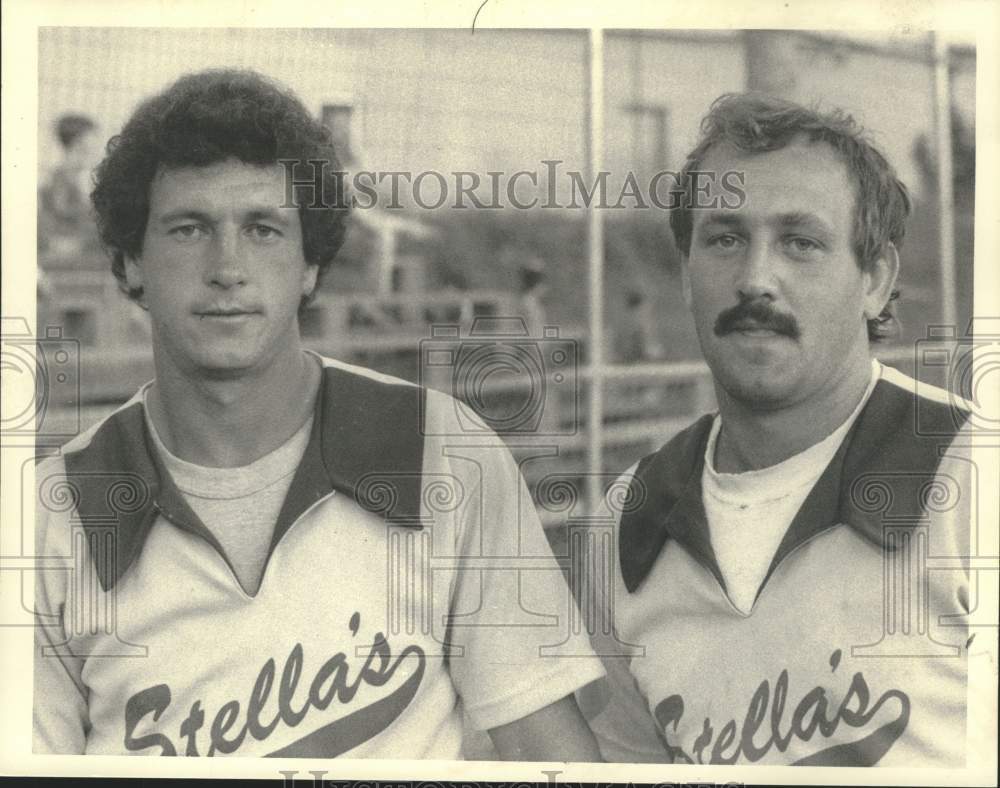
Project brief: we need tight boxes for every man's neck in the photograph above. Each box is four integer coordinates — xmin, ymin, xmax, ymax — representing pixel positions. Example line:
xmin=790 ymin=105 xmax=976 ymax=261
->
xmin=147 ymin=347 xmax=320 ymax=468
xmin=713 ymin=358 xmax=874 ymax=474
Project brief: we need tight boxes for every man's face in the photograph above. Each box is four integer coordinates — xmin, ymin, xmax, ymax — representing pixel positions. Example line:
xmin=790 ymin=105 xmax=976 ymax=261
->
xmin=683 ymin=138 xmax=893 ymax=410
xmin=126 ymin=159 xmax=318 ymax=378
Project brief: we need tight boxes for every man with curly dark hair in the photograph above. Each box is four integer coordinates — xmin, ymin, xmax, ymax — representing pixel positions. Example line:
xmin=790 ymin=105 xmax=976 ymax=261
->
xmin=586 ymin=93 xmax=983 ymax=766
xmin=33 ymin=69 xmax=604 ymax=760
xmin=91 ymin=70 xmax=349 ymax=308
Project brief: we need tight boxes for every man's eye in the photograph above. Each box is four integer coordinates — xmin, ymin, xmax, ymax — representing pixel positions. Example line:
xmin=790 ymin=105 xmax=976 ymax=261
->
xmin=707 ymin=234 xmax=741 ymax=250
xmin=786 ymin=236 xmax=822 ymax=255
xmin=248 ymin=224 xmax=281 ymax=240
xmin=169 ymin=224 xmax=206 ymax=241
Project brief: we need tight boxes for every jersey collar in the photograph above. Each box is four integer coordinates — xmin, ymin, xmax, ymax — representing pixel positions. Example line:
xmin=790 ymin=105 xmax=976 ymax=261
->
xmin=63 ymin=364 xmax=427 ymax=592
xmin=619 ymin=375 xmax=969 ymax=594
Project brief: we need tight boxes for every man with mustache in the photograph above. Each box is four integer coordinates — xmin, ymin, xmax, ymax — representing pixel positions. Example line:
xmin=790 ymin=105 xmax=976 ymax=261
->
xmin=32 ymin=69 xmax=604 ymax=760
xmin=586 ymin=93 xmax=993 ymax=766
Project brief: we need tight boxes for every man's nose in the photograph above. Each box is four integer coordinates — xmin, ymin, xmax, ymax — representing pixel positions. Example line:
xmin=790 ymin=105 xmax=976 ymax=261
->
xmin=205 ymin=230 xmax=245 ymax=288
xmin=735 ymin=239 xmax=777 ymax=301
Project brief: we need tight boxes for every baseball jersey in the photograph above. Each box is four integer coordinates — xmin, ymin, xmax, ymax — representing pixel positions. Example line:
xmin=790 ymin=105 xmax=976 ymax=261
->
xmin=587 ymin=365 xmax=989 ymax=767
xmin=32 ymin=355 xmax=605 ymax=757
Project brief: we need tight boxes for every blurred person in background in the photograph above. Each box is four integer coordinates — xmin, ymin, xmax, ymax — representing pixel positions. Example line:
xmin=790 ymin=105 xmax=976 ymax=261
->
xmin=585 ymin=92 xmax=993 ymax=766
xmin=616 ymin=289 xmax=667 ymax=411
xmin=618 ymin=289 xmax=665 ymax=364
xmin=517 ymin=252 xmax=548 ymax=339
xmin=32 ymin=68 xmax=604 ymax=761
xmin=496 ymin=242 xmax=549 ymax=338
xmin=37 ymin=113 xmax=103 ymax=311
xmin=38 ymin=113 xmax=103 ymax=257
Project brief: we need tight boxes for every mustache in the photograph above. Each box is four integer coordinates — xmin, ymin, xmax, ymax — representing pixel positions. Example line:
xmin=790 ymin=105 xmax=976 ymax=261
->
xmin=714 ymin=299 xmax=800 ymax=339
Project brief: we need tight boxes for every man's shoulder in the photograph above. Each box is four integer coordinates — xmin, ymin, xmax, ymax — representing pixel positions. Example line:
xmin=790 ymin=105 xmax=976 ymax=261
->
xmin=313 ymin=354 xmax=502 ymax=444
xmin=315 ymin=354 xmax=420 ymax=390
xmin=34 ymin=393 xmax=149 ymax=559
xmin=851 ymin=363 xmax=973 ymax=465
xmin=600 ymin=414 xmax=715 ymax=534
xmin=38 ymin=389 xmax=148 ymax=477
xmin=876 ymin=363 xmax=973 ymax=418
xmin=629 ymin=413 xmax=716 ymax=490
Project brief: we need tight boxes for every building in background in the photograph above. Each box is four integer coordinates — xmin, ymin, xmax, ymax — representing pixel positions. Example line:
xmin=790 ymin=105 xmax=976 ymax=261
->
xmin=36 ymin=28 xmax=976 ymax=482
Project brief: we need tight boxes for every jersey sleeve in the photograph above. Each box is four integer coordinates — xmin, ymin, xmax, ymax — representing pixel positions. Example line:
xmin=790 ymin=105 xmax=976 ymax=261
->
xmin=424 ymin=394 xmax=605 ymax=731
xmin=936 ymin=430 xmax=1000 ymax=771
xmin=32 ymin=457 xmax=90 ymax=754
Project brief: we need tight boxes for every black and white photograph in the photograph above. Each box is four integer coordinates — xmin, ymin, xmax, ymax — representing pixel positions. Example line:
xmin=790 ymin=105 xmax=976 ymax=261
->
xmin=1 ymin=1 xmax=998 ymax=785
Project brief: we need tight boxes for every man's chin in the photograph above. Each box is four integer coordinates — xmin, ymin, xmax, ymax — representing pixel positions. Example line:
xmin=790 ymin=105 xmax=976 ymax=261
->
xmin=187 ymin=351 xmax=262 ymax=378
xmin=706 ymin=335 xmax=792 ymax=370
xmin=719 ymin=379 xmax=796 ymax=409
xmin=710 ymin=359 xmax=799 ymax=409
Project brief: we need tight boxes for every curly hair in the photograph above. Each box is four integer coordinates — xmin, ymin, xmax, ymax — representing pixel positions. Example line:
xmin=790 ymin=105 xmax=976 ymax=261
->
xmin=91 ymin=68 xmax=349 ymax=308
xmin=669 ymin=92 xmax=909 ymax=342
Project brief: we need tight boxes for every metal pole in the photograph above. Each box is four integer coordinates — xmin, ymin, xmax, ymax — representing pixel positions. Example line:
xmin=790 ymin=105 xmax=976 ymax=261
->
xmin=932 ymin=32 xmax=957 ymax=330
xmin=586 ymin=29 xmax=605 ymax=515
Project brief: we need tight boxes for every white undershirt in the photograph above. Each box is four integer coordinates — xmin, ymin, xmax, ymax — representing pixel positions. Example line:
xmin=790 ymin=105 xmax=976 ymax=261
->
xmin=702 ymin=360 xmax=881 ymax=614
xmin=143 ymin=386 xmax=314 ymax=596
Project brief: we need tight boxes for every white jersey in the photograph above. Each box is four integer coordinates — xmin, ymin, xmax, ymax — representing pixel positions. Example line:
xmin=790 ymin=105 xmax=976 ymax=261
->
xmin=33 ymin=356 xmax=604 ymax=757
xmin=586 ymin=366 xmax=997 ymax=767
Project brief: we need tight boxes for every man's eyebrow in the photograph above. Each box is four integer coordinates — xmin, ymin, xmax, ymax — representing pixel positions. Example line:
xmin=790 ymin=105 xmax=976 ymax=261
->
xmin=697 ymin=211 xmax=743 ymax=233
xmin=245 ymin=208 xmax=292 ymax=225
xmin=775 ymin=211 xmax=833 ymax=233
xmin=697 ymin=211 xmax=744 ymax=229
xmin=155 ymin=209 xmax=213 ymax=226
xmin=155 ymin=207 xmax=293 ymax=226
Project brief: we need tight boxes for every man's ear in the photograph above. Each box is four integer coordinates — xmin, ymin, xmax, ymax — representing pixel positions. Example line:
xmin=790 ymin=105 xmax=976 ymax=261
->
xmin=862 ymin=244 xmax=900 ymax=321
xmin=680 ymin=255 xmax=693 ymax=310
xmin=301 ymin=264 xmax=319 ymax=298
